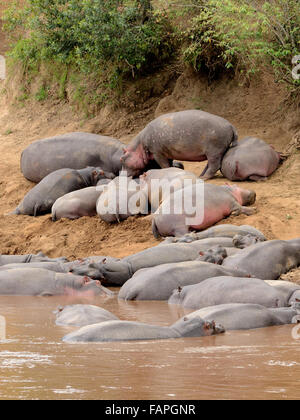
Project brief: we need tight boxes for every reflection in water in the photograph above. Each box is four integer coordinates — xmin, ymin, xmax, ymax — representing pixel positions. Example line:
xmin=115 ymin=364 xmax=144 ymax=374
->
xmin=0 ymin=295 xmax=299 ymax=400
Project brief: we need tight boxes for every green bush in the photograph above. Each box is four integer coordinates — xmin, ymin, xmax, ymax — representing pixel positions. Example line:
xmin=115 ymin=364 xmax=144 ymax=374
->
xmin=183 ymin=0 xmax=300 ymax=89
xmin=3 ymin=0 xmax=175 ymax=87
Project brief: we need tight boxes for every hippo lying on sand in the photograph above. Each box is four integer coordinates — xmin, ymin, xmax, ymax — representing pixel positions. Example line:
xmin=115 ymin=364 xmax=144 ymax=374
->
xmin=118 ymin=261 xmax=249 ymax=301
xmin=55 ymin=304 xmax=119 ymax=327
xmin=139 ymin=167 xmax=199 ymax=212
xmin=185 ymin=303 xmax=300 ymax=331
xmin=161 ymin=224 xmax=266 ymax=244
xmin=0 ymin=268 xmax=112 ymax=296
xmin=222 ymin=239 xmax=300 ymax=279
xmin=168 ymin=276 xmax=298 ymax=309
xmin=52 ymin=186 xmax=104 ymax=221
xmin=0 ymin=253 xmax=68 ymax=266
xmin=121 ymin=110 xmax=238 ymax=179
xmin=14 ymin=167 xmax=105 ymax=216
xmin=96 ymin=174 xmax=148 ymax=223
xmin=152 ymin=183 xmax=256 ymax=238
xmin=70 ymin=237 xmax=236 ymax=286
xmin=221 ymin=137 xmax=281 ymax=181
xmin=62 ymin=315 xmax=225 ymax=342
xmin=21 ymin=132 xmax=126 ymax=183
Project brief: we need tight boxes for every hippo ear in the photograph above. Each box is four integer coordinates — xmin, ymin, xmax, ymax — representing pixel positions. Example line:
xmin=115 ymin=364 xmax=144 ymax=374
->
xmin=199 ymin=251 xmax=204 ymax=256
xmin=203 ymin=322 xmax=211 ymax=330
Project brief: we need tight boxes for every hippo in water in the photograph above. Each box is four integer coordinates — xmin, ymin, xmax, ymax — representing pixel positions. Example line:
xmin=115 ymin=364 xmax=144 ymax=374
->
xmin=152 ymin=183 xmax=256 ymax=238
xmin=118 ymin=261 xmax=249 ymax=301
xmin=0 ymin=252 xmax=68 ymax=266
xmin=70 ymin=237 xmax=237 ymax=286
xmin=168 ymin=276 xmax=297 ymax=310
xmin=185 ymin=303 xmax=300 ymax=331
xmin=52 ymin=186 xmax=104 ymax=221
xmin=62 ymin=315 xmax=225 ymax=342
xmin=222 ymin=239 xmax=300 ymax=279
xmin=20 ymin=132 xmax=126 ymax=183
xmin=161 ymin=224 xmax=266 ymax=244
xmin=14 ymin=167 xmax=105 ymax=216
xmin=0 ymin=268 xmax=113 ymax=296
xmin=120 ymin=110 xmax=238 ymax=179
xmin=55 ymin=304 xmax=119 ymax=327
xmin=221 ymin=137 xmax=281 ymax=181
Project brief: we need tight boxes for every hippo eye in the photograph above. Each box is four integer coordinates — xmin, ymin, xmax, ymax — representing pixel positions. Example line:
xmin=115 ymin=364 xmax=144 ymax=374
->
xmin=183 ymin=317 xmax=188 ymax=322
xmin=83 ymin=276 xmax=90 ymax=284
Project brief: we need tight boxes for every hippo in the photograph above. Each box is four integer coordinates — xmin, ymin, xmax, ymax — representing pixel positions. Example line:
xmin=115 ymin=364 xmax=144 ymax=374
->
xmin=118 ymin=261 xmax=249 ymax=301
xmin=70 ymin=237 xmax=236 ymax=286
xmin=221 ymin=136 xmax=281 ymax=181
xmin=139 ymin=167 xmax=199 ymax=212
xmin=222 ymin=239 xmax=300 ymax=279
xmin=185 ymin=303 xmax=300 ymax=331
xmin=168 ymin=276 xmax=296 ymax=310
xmin=52 ymin=186 xmax=103 ymax=221
xmin=197 ymin=245 xmax=228 ymax=264
xmin=14 ymin=167 xmax=105 ymax=216
xmin=20 ymin=132 xmax=126 ymax=183
xmin=62 ymin=315 xmax=225 ymax=342
xmin=152 ymin=183 xmax=256 ymax=238
xmin=0 ymin=261 xmax=71 ymax=273
xmin=232 ymin=234 xmax=264 ymax=248
xmin=55 ymin=304 xmax=119 ymax=326
xmin=0 ymin=268 xmax=113 ymax=296
xmin=96 ymin=173 xmax=148 ymax=223
xmin=265 ymin=280 xmax=300 ymax=305
xmin=0 ymin=253 xmax=68 ymax=266
xmin=120 ymin=110 xmax=238 ymax=179
xmin=161 ymin=224 xmax=266 ymax=244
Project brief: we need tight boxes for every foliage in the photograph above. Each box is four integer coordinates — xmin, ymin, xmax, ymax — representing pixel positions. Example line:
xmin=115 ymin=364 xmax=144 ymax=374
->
xmin=3 ymin=0 xmax=175 ymax=85
xmin=182 ymin=0 xmax=300 ymax=88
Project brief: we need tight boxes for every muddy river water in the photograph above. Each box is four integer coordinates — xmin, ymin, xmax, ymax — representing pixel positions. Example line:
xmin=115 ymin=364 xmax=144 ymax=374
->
xmin=0 ymin=294 xmax=299 ymax=400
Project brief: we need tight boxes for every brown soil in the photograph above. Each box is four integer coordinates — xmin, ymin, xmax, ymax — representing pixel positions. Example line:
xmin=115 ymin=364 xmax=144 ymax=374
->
xmin=0 ymin=4 xmax=299 ymax=265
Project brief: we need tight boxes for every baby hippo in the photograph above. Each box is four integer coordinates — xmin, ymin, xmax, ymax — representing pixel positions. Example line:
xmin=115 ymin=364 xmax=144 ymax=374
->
xmin=14 ymin=167 xmax=105 ymax=216
xmin=96 ymin=173 xmax=148 ymax=223
xmin=62 ymin=315 xmax=225 ymax=342
xmin=152 ymin=183 xmax=256 ymax=238
xmin=52 ymin=187 xmax=102 ymax=221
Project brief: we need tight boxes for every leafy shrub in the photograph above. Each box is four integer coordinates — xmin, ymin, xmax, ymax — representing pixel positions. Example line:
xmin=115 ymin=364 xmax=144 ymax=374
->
xmin=3 ymin=0 xmax=175 ymax=85
xmin=183 ymin=0 xmax=300 ymax=89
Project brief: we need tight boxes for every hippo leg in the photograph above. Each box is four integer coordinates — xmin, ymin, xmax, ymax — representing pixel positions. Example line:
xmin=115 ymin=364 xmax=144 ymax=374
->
xmin=200 ymin=164 xmax=208 ymax=177
xmin=249 ymin=175 xmax=268 ymax=182
xmin=231 ymin=204 xmax=257 ymax=216
xmin=201 ymin=155 xmax=222 ymax=180
xmin=152 ymin=153 xmax=172 ymax=169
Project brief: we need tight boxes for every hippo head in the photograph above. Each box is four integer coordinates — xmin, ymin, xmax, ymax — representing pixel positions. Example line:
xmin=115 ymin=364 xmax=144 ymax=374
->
xmin=172 ymin=316 xmax=225 ymax=337
xmin=233 ymin=234 xmax=261 ymax=249
xmin=288 ymin=292 xmax=300 ymax=307
xmin=69 ymin=263 xmax=105 ymax=281
xmin=120 ymin=145 xmax=151 ymax=177
xmin=197 ymin=246 xmax=227 ymax=264
xmin=227 ymin=184 xmax=256 ymax=206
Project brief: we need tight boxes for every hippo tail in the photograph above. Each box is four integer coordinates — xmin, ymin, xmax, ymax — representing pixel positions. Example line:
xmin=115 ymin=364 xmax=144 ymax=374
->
xmin=152 ymin=218 xmax=161 ymax=239
xmin=230 ymin=127 xmax=238 ymax=147
xmin=52 ymin=210 xmax=57 ymax=222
